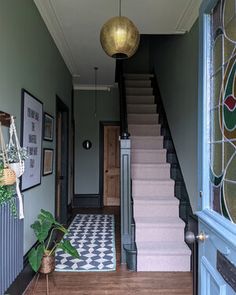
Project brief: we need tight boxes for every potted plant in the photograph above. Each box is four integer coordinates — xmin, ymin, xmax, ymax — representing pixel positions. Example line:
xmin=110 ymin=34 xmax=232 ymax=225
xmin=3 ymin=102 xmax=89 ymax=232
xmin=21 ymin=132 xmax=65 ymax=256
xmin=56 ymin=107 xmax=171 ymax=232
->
xmin=6 ymin=144 xmax=28 ymax=177
xmin=28 ymin=209 xmax=79 ymax=274
xmin=0 ymin=162 xmax=17 ymax=216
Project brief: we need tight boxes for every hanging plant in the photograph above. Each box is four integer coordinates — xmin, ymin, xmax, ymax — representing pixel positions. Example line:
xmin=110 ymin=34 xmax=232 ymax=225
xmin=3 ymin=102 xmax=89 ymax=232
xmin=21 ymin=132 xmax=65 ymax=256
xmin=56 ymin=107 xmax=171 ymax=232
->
xmin=0 ymin=163 xmax=17 ymax=217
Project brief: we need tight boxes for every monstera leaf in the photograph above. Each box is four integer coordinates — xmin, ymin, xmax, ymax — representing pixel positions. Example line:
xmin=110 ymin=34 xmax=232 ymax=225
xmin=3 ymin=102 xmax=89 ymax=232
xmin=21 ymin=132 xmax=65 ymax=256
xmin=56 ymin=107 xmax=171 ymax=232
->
xmin=58 ymin=239 xmax=80 ymax=259
xmin=28 ymin=244 xmax=44 ymax=272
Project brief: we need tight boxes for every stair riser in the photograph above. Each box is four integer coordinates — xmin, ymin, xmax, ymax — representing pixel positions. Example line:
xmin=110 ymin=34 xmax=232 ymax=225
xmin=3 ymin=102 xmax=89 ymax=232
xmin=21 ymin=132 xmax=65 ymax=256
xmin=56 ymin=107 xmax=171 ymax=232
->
xmin=132 ymin=181 xmax=174 ymax=197
xmin=136 ymin=226 xmax=184 ymax=242
xmin=129 ymin=125 xmax=161 ymax=136
xmin=125 ymin=81 xmax=152 ymax=87
xmin=134 ymin=203 xmax=179 ymax=217
xmin=127 ymin=96 xmax=155 ymax=104
xmin=132 ymin=166 xmax=170 ymax=179
xmin=127 ymin=105 xmax=156 ymax=114
xmin=137 ymin=255 xmax=190 ymax=271
xmin=128 ymin=114 xmax=159 ymax=124
xmin=131 ymin=138 xmax=163 ymax=149
xmin=131 ymin=151 xmax=166 ymax=164
xmin=124 ymin=74 xmax=153 ymax=79
xmin=126 ymin=88 xmax=153 ymax=95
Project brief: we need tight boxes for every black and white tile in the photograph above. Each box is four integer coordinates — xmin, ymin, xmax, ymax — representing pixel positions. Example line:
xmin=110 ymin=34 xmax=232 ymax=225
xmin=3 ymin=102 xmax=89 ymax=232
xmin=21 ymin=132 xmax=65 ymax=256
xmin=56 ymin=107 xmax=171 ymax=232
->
xmin=55 ymin=214 xmax=116 ymax=272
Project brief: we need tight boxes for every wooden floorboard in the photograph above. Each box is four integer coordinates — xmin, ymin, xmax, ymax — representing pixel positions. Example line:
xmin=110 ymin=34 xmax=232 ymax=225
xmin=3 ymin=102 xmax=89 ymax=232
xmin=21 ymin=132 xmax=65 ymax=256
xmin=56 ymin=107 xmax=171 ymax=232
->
xmin=24 ymin=207 xmax=193 ymax=295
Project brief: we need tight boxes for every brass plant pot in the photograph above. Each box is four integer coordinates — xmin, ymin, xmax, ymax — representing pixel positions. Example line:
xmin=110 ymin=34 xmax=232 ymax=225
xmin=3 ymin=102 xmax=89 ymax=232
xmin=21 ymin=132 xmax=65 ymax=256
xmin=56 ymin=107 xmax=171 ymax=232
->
xmin=39 ymin=254 xmax=55 ymax=274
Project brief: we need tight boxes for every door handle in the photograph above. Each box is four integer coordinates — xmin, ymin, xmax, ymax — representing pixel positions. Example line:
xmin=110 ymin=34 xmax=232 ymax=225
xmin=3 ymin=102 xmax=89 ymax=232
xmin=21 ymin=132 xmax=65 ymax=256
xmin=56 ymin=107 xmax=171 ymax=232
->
xmin=105 ymin=170 xmax=108 ymax=173
xmin=185 ymin=231 xmax=209 ymax=244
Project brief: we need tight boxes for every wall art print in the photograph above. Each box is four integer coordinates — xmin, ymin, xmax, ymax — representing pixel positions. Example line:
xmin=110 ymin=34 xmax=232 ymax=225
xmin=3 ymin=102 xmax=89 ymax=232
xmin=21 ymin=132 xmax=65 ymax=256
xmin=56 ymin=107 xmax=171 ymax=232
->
xmin=21 ymin=89 xmax=43 ymax=191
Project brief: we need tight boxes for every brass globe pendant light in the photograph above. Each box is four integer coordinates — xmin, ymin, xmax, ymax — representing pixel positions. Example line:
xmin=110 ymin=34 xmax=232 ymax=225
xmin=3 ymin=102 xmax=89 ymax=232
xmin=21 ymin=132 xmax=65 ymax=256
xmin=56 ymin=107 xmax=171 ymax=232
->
xmin=100 ymin=0 xmax=140 ymax=59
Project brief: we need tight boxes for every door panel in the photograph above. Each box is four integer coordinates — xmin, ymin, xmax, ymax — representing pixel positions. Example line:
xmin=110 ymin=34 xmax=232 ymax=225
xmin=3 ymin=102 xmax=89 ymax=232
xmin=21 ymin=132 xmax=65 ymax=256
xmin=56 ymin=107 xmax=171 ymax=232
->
xmin=103 ymin=125 xmax=120 ymax=206
xmin=198 ymin=1 xmax=236 ymax=294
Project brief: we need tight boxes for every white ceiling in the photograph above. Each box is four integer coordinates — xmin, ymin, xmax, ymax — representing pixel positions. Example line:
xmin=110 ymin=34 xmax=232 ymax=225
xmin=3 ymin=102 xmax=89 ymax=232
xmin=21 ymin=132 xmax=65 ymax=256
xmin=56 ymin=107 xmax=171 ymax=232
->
xmin=34 ymin=0 xmax=202 ymax=88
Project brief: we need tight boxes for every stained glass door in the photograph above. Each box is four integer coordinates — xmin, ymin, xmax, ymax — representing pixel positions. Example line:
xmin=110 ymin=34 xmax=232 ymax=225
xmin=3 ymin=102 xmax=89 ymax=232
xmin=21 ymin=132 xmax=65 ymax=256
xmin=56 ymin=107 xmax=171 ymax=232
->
xmin=198 ymin=0 xmax=236 ymax=294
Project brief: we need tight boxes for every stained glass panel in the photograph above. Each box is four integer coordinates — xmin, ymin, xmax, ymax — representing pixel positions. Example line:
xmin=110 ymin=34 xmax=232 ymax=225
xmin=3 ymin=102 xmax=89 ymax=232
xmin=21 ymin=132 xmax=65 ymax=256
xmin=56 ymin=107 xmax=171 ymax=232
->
xmin=209 ymin=0 xmax=236 ymax=222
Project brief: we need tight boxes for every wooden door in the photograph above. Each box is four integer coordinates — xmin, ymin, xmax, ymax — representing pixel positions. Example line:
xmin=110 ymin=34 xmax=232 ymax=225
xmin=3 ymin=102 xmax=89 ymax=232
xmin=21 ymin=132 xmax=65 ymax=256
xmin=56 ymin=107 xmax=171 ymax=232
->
xmin=55 ymin=97 xmax=69 ymax=224
xmin=197 ymin=1 xmax=236 ymax=294
xmin=103 ymin=125 xmax=120 ymax=206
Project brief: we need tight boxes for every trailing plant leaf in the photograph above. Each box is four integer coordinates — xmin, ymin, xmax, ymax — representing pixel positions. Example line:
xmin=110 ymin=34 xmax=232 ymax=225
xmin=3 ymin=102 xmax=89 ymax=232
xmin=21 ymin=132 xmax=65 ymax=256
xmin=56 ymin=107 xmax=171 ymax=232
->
xmin=58 ymin=239 xmax=80 ymax=259
xmin=28 ymin=244 xmax=44 ymax=272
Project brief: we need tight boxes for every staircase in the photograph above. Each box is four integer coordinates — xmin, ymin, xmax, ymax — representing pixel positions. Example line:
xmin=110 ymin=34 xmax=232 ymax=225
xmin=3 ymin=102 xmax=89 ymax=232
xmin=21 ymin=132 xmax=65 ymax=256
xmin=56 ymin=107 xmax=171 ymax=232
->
xmin=125 ymin=73 xmax=191 ymax=271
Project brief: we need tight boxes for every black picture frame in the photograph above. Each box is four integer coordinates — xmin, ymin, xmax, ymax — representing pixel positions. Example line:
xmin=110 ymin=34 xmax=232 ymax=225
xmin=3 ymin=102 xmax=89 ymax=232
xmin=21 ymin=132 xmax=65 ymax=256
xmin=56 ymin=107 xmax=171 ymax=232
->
xmin=43 ymin=149 xmax=54 ymax=176
xmin=21 ymin=89 xmax=43 ymax=191
xmin=43 ymin=112 xmax=54 ymax=141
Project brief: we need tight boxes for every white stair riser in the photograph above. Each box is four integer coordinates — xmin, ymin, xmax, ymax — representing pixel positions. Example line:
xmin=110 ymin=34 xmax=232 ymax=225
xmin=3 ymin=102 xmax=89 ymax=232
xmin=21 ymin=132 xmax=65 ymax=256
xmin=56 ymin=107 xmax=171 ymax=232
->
xmin=128 ymin=114 xmax=159 ymax=124
xmin=126 ymin=88 xmax=153 ymax=95
xmin=131 ymin=137 xmax=163 ymax=149
xmin=136 ymin=226 xmax=184 ymax=242
xmin=125 ymin=80 xmax=152 ymax=87
xmin=126 ymin=96 xmax=155 ymax=104
xmin=132 ymin=180 xmax=174 ymax=197
xmin=129 ymin=125 xmax=161 ymax=136
xmin=131 ymin=150 xmax=166 ymax=164
xmin=137 ymin=255 xmax=191 ymax=271
xmin=134 ymin=203 xmax=179 ymax=217
xmin=127 ymin=104 xmax=156 ymax=114
xmin=132 ymin=165 xmax=170 ymax=179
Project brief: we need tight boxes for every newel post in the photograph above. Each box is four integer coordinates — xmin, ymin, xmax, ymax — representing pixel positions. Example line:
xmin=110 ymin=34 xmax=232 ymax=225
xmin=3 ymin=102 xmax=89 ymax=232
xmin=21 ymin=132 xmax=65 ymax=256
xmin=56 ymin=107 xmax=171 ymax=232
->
xmin=120 ymin=137 xmax=131 ymax=263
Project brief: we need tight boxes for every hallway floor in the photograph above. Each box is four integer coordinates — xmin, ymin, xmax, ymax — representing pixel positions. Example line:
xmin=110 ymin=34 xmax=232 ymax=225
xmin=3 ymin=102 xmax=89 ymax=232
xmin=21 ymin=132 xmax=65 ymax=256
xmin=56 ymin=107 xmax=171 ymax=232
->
xmin=24 ymin=207 xmax=192 ymax=295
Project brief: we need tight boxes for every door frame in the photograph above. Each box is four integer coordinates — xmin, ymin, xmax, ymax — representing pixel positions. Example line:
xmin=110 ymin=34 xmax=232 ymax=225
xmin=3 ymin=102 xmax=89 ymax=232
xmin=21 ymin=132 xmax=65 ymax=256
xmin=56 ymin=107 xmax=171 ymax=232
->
xmin=55 ymin=95 xmax=69 ymax=223
xmin=198 ymin=1 xmax=236 ymax=294
xmin=99 ymin=121 xmax=120 ymax=207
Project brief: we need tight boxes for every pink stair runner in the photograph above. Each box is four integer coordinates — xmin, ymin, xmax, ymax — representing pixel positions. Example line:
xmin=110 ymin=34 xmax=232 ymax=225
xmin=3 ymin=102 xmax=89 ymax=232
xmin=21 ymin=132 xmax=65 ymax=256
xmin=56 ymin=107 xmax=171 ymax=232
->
xmin=125 ymin=73 xmax=191 ymax=271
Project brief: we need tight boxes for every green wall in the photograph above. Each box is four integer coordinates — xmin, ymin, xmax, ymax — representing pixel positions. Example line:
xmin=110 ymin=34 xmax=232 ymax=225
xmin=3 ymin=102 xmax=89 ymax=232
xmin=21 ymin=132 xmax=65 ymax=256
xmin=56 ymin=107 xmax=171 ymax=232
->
xmin=0 ymin=0 xmax=72 ymax=253
xmin=74 ymin=89 xmax=119 ymax=195
xmin=151 ymin=21 xmax=199 ymax=212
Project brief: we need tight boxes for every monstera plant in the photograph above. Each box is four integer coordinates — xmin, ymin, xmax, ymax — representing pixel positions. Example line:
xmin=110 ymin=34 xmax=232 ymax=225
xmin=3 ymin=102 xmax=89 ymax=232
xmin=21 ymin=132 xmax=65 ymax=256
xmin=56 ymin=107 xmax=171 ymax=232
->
xmin=28 ymin=209 xmax=79 ymax=273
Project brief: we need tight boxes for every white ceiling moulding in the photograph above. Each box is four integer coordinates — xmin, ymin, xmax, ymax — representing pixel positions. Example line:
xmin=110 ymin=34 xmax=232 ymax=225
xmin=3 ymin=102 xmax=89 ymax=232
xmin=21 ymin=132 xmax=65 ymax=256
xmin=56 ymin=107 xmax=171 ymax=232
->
xmin=34 ymin=0 xmax=78 ymax=74
xmin=175 ymin=0 xmax=202 ymax=33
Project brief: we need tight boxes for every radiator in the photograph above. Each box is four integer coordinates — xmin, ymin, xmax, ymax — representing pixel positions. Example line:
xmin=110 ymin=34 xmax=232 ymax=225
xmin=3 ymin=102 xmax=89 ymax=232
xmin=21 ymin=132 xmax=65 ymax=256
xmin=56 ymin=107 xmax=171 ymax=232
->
xmin=0 ymin=198 xmax=23 ymax=295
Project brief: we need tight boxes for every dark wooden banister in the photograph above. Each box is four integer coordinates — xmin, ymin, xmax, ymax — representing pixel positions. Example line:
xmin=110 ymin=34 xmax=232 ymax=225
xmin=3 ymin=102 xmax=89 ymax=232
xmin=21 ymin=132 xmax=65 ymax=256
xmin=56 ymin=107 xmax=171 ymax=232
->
xmin=116 ymin=60 xmax=129 ymax=139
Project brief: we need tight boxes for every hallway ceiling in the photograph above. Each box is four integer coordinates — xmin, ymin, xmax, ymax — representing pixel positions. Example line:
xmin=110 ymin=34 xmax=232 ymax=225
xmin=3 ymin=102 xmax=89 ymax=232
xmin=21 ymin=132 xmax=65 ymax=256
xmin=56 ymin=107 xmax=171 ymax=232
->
xmin=34 ymin=0 xmax=202 ymax=89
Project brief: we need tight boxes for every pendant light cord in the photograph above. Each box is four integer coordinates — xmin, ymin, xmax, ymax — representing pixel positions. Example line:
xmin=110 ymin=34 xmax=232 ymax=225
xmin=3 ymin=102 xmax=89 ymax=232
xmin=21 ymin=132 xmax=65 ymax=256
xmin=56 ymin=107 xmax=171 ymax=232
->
xmin=119 ymin=0 xmax=121 ymax=17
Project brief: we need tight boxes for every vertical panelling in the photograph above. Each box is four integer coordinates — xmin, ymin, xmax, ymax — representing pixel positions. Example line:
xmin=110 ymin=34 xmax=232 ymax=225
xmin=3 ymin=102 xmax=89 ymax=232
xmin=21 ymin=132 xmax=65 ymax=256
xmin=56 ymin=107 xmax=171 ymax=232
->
xmin=0 ymin=198 xmax=23 ymax=295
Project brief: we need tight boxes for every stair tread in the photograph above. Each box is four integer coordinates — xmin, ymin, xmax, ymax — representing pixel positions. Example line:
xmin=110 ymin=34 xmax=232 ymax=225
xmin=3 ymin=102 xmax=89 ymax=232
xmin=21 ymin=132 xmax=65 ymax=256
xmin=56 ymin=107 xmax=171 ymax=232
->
xmin=132 ymin=178 xmax=174 ymax=184
xmin=127 ymin=104 xmax=156 ymax=107
xmin=137 ymin=241 xmax=191 ymax=255
xmin=131 ymin=135 xmax=163 ymax=139
xmin=132 ymin=148 xmax=166 ymax=152
xmin=135 ymin=216 xmax=185 ymax=226
xmin=132 ymin=163 xmax=170 ymax=167
xmin=134 ymin=195 xmax=178 ymax=203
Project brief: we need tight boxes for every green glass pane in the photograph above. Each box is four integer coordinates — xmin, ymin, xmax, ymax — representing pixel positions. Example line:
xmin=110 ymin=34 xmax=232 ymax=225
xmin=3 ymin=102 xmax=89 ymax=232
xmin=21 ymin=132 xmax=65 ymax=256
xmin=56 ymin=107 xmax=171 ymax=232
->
xmin=224 ymin=180 xmax=236 ymax=222
xmin=225 ymin=152 xmax=236 ymax=180
xmin=224 ymin=141 xmax=236 ymax=169
xmin=223 ymin=37 xmax=235 ymax=63
xmin=210 ymin=107 xmax=223 ymax=141
xmin=223 ymin=0 xmax=235 ymax=27
xmin=211 ymin=70 xmax=223 ymax=107
xmin=224 ymin=16 xmax=236 ymax=42
xmin=213 ymin=36 xmax=223 ymax=73
xmin=210 ymin=142 xmax=223 ymax=176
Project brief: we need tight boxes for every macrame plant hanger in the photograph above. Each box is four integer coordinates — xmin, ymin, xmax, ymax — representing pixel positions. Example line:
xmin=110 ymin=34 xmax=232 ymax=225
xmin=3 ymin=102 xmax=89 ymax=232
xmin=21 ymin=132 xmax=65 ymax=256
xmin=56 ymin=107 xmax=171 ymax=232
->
xmin=9 ymin=116 xmax=24 ymax=219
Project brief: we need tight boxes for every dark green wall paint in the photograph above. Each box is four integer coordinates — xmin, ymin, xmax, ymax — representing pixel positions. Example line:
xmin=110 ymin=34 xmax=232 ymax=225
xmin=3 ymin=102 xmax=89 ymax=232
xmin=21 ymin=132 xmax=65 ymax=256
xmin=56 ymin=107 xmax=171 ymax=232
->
xmin=151 ymin=21 xmax=199 ymax=212
xmin=74 ymin=89 xmax=119 ymax=194
xmin=0 ymin=0 xmax=72 ymax=253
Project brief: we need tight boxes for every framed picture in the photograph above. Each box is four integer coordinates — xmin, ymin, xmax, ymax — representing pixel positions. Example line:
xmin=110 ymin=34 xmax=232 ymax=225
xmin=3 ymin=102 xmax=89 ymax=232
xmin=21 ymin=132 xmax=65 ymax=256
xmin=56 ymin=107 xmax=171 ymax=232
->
xmin=43 ymin=112 xmax=54 ymax=141
xmin=21 ymin=89 xmax=43 ymax=191
xmin=43 ymin=149 xmax=54 ymax=176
